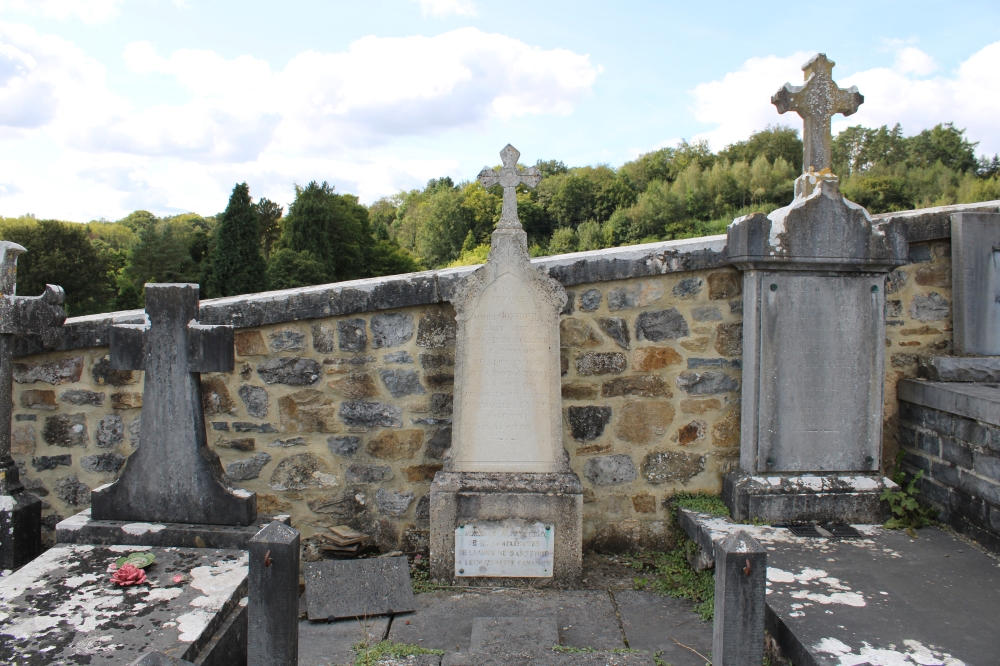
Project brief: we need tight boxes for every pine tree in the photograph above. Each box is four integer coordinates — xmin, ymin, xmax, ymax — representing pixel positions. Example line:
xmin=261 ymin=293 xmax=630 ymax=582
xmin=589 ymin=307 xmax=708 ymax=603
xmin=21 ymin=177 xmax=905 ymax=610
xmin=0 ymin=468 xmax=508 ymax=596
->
xmin=206 ymin=183 xmax=267 ymax=297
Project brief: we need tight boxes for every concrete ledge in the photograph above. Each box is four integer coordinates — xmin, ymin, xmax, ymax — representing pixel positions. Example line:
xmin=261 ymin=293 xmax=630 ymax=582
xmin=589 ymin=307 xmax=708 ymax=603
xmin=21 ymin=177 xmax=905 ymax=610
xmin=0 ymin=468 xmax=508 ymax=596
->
xmin=917 ymin=356 xmax=1000 ymax=382
xmin=872 ymin=200 xmax=1000 ymax=243
xmin=898 ymin=379 xmax=1000 ymax=428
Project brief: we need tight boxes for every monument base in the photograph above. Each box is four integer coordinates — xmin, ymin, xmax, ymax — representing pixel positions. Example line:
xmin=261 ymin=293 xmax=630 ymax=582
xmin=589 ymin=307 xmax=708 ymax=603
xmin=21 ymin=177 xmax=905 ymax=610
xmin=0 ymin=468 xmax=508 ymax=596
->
xmin=56 ymin=508 xmax=291 ymax=550
xmin=429 ymin=472 xmax=583 ymax=587
xmin=0 ymin=491 xmax=42 ymax=570
xmin=723 ymin=471 xmax=895 ymax=524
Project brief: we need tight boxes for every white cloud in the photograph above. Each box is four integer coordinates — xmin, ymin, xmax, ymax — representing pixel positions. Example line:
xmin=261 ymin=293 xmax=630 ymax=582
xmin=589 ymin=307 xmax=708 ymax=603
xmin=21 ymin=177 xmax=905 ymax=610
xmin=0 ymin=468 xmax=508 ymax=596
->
xmin=0 ymin=0 xmax=126 ymax=23
xmin=691 ymin=43 xmax=1000 ymax=156
xmin=0 ymin=24 xmax=598 ymax=219
xmin=410 ymin=0 xmax=477 ymax=18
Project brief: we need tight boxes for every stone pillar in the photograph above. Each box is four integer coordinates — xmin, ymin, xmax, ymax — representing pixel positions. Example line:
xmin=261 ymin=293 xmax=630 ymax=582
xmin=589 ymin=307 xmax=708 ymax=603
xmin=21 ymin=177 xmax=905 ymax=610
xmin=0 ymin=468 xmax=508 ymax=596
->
xmin=248 ymin=520 xmax=300 ymax=666
xmin=712 ymin=530 xmax=767 ymax=666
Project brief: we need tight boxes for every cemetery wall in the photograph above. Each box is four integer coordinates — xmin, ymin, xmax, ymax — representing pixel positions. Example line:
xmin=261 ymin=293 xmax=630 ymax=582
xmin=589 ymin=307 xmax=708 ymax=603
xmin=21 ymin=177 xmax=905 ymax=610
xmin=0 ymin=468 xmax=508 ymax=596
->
xmin=9 ymin=201 xmax=995 ymax=553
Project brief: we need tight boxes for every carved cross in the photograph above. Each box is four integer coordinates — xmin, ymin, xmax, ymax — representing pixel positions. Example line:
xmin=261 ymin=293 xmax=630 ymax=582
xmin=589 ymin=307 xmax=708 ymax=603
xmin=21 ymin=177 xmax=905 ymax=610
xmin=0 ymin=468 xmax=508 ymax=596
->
xmin=0 ymin=242 xmax=65 ymax=496
xmin=478 ymin=144 xmax=543 ymax=229
xmin=91 ymin=283 xmax=256 ymax=526
xmin=772 ymin=54 xmax=864 ymax=173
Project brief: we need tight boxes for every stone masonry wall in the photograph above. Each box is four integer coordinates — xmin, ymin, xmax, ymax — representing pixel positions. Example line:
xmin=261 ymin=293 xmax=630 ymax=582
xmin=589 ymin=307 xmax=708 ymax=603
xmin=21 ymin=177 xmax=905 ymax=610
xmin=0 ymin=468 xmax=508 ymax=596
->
xmin=10 ymin=201 xmax=994 ymax=554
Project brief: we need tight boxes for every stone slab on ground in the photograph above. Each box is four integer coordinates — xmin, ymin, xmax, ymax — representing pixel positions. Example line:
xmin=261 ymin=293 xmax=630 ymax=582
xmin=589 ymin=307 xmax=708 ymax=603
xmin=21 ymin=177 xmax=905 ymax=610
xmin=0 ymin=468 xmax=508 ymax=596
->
xmin=56 ymin=508 xmax=291 ymax=550
xmin=680 ymin=509 xmax=1000 ymax=666
xmin=298 ymin=616 xmax=389 ymax=666
xmin=386 ymin=589 xmax=626 ymax=653
xmin=614 ymin=590 xmax=711 ymax=666
xmin=469 ymin=616 xmax=559 ymax=652
xmin=305 ymin=556 xmax=414 ymax=620
xmin=0 ymin=544 xmax=248 ymax=664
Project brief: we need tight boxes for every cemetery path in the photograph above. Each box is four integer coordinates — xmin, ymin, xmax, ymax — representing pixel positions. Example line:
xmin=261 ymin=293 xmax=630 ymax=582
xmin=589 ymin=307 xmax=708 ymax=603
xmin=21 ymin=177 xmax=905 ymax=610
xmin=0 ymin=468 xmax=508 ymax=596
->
xmin=681 ymin=510 xmax=1000 ymax=666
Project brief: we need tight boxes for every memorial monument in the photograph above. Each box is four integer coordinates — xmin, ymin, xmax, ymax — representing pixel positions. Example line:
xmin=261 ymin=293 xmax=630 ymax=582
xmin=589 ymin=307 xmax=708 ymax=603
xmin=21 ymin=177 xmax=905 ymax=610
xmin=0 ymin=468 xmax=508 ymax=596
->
xmin=429 ymin=144 xmax=583 ymax=585
xmin=723 ymin=54 xmax=908 ymax=523
xmin=58 ymin=283 xmax=271 ymax=549
xmin=0 ymin=241 xmax=66 ymax=569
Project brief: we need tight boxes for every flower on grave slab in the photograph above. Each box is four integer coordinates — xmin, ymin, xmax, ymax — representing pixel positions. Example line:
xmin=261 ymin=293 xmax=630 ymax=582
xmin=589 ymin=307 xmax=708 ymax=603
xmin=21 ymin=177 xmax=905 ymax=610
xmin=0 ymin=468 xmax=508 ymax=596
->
xmin=111 ymin=563 xmax=147 ymax=586
xmin=173 ymin=574 xmax=184 ymax=583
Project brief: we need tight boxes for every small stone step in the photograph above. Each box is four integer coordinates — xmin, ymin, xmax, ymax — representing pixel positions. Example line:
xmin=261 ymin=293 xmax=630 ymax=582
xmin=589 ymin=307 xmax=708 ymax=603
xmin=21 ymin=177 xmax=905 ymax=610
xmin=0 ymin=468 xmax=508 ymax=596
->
xmin=470 ymin=616 xmax=560 ymax=653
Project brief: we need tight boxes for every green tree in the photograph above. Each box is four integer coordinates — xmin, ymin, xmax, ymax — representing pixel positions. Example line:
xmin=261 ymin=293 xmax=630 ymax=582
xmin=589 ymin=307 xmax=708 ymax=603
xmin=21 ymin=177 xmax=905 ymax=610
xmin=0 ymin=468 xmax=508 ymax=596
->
xmin=255 ymin=198 xmax=283 ymax=260
xmin=265 ymin=249 xmax=329 ymax=290
xmin=720 ymin=125 xmax=803 ymax=173
xmin=205 ymin=183 xmax=268 ymax=297
xmin=282 ymin=181 xmax=370 ymax=282
xmin=907 ymin=123 xmax=978 ymax=172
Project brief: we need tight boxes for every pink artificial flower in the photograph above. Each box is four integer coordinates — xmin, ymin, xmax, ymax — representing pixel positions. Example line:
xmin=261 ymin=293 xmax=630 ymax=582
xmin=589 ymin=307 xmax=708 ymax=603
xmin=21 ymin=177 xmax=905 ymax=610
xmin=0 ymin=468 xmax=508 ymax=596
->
xmin=111 ymin=563 xmax=147 ymax=586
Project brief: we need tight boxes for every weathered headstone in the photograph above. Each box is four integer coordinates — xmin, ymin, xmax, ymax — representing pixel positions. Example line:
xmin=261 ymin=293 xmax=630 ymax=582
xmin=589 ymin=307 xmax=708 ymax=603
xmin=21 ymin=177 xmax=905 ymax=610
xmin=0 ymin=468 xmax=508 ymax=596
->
xmin=712 ymin=531 xmax=766 ymax=666
xmin=0 ymin=241 xmax=66 ymax=569
xmin=724 ymin=55 xmax=907 ymax=523
xmin=304 ymin=556 xmax=414 ymax=620
xmin=429 ymin=145 xmax=583 ymax=585
xmin=90 ymin=283 xmax=253 ymax=525
xmin=950 ymin=212 xmax=1000 ymax=356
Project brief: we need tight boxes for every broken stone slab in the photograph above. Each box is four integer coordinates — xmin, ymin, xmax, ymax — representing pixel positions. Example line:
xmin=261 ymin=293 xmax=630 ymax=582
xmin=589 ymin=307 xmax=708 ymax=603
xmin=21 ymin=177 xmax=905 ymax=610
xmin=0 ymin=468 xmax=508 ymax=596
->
xmin=917 ymin=356 xmax=1000 ymax=382
xmin=0 ymin=544 xmax=248 ymax=665
xmin=56 ymin=509 xmax=291 ymax=550
xmin=304 ymin=556 xmax=414 ymax=620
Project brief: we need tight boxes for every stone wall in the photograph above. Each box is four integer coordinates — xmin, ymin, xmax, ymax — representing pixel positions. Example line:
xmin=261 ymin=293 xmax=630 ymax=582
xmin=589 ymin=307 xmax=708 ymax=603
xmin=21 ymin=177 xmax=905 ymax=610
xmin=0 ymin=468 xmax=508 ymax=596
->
xmin=9 ymin=201 xmax=997 ymax=552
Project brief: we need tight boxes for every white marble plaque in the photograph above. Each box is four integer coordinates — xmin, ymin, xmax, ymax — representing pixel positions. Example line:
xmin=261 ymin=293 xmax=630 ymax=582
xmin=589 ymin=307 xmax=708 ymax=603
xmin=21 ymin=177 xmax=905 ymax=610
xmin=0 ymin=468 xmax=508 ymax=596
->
xmin=454 ymin=520 xmax=554 ymax=578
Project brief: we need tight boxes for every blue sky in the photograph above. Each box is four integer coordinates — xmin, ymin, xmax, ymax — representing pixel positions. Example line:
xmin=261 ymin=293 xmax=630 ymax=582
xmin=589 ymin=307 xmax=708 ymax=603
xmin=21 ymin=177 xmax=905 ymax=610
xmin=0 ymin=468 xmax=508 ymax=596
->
xmin=1 ymin=0 xmax=999 ymax=220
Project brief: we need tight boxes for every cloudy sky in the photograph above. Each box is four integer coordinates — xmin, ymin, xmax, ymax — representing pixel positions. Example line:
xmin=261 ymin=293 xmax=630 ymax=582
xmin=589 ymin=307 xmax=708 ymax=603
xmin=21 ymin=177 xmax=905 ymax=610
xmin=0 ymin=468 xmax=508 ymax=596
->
xmin=1 ymin=0 xmax=999 ymax=221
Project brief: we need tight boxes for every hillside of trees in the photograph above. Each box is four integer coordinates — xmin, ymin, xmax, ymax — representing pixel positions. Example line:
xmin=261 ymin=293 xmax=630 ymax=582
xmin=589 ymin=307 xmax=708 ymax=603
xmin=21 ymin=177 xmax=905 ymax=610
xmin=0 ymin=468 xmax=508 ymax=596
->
xmin=1 ymin=123 xmax=998 ymax=317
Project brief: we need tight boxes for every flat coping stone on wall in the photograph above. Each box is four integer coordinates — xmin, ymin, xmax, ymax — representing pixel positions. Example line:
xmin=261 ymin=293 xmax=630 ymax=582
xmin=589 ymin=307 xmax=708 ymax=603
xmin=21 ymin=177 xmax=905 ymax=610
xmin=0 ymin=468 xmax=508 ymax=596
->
xmin=873 ymin=200 xmax=1000 ymax=244
xmin=898 ymin=379 xmax=1000 ymax=428
xmin=917 ymin=356 xmax=1000 ymax=383
xmin=0 ymin=544 xmax=248 ymax=664
xmin=677 ymin=509 xmax=996 ymax=666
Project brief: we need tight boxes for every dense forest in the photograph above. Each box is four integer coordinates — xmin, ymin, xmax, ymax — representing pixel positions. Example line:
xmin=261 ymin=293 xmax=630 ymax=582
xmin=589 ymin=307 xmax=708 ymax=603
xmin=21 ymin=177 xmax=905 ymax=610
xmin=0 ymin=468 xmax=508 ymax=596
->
xmin=2 ymin=123 xmax=998 ymax=317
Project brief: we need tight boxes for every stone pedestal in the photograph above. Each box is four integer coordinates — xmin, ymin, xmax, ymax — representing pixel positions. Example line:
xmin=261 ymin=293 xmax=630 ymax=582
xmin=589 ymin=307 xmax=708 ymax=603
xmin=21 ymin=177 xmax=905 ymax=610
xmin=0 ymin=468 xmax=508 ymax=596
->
xmin=0 ymin=489 xmax=41 ymax=570
xmin=723 ymin=175 xmax=907 ymax=523
xmin=429 ymin=472 xmax=583 ymax=586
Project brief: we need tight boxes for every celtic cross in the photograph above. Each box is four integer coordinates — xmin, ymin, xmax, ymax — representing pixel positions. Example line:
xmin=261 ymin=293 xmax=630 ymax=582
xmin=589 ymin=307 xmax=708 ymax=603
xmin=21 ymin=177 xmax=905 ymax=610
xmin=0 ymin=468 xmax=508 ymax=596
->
xmin=772 ymin=54 xmax=863 ymax=173
xmin=478 ymin=144 xmax=542 ymax=229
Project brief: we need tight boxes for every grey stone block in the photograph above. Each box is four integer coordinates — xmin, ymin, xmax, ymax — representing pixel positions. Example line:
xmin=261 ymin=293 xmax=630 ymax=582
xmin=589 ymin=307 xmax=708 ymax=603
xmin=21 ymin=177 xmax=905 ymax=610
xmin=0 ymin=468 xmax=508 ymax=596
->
xmin=328 ymin=436 xmax=361 ymax=456
xmin=634 ymin=309 xmax=688 ymax=341
xmin=339 ymin=401 xmax=403 ymax=428
xmin=310 ymin=323 xmax=336 ymax=353
xmin=578 ymin=289 xmax=602 ymax=311
xmin=583 ymin=454 xmax=637 ymax=486
xmin=691 ymin=305 xmax=722 ymax=321
xmin=238 ymin=384 xmax=269 ymax=418
xmin=80 ymin=452 xmax=126 ymax=474
xmin=248 ymin=522 xmax=299 ymax=666
xmin=338 ymin=318 xmax=368 ymax=352
xmin=227 ymin=452 xmax=272 ymax=481
xmin=974 ymin=451 xmax=1000 ymax=481
xmin=918 ymin=356 xmax=1000 ymax=382
xmin=60 ymin=389 xmax=105 ymax=406
xmin=304 ymin=556 xmax=414 ymax=620
xmin=940 ymin=437 xmax=973 ymax=468
xmin=371 ymin=312 xmax=414 ymax=348
xmin=0 ymin=491 xmax=42 ymax=569
xmin=575 ymin=352 xmax=627 ymax=375
xmin=95 ymin=414 xmax=124 ymax=448
xmin=425 ymin=426 xmax=452 ymax=459
xmin=672 ymin=277 xmax=703 ymax=299
xmin=345 ymin=463 xmax=393 ymax=484
xmin=380 ymin=368 xmax=427 ymax=398
xmin=713 ymin=531 xmax=766 ymax=666
xmin=567 ymin=405 xmax=612 ymax=441
xmin=676 ymin=370 xmax=737 ymax=395
xmin=42 ymin=413 xmax=87 ymax=447
xmin=909 ymin=292 xmax=950 ymax=322
xmin=267 ymin=328 xmax=306 ymax=352
xmin=595 ymin=317 xmax=630 ymax=350
xmin=32 ymin=454 xmax=72 ymax=471
xmin=377 ymin=488 xmax=414 ymax=515
xmin=384 ymin=350 xmax=413 ymax=363
xmin=256 ymin=357 xmax=321 ymax=385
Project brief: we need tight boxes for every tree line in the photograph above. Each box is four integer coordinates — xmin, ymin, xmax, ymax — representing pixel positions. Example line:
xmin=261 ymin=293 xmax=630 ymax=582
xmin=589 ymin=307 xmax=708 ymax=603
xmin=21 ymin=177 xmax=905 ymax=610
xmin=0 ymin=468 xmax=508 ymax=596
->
xmin=1 ymin=122 xmax=997 ymax=317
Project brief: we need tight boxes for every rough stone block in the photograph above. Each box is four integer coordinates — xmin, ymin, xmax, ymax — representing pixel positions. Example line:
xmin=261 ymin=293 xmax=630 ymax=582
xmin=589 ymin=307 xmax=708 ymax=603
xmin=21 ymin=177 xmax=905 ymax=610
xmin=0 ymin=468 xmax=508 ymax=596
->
xmin=691 ymin=305 xmax=722 ymax=321
xmin=257 ymin=357 xmax=321 ymax=385
xmin=238 ymin=384 xmax=269 ymax=418
xmin=385 ymin=350 xmax=414 ymax=363
xmin=583 ymin=454 xmax=637 ymax=486
xmin=339 ymin=400 xmax=403 ymax=428
xmin=80 ymin=452 xmax=126 ymax=474
xmin=329 ymin=372 xmax=379 ymax=399
xmin=708 ymin=272 xmax=741 ymax=300
xmin=595 ymin=317 xmax=630 ymax=349
xmin=918 ymin=357 xmax=1000 ymax=382
xmin=371 ymin=313 xmax=414 ymax=348
xmin=269 ymin=453 xmax=335 ymax=491
xmin=578 ymin=289 xmax=602 ymax=311
xmin=367 ymin=429 xmax=423 ymax=460
xmin=567 ymin=406 xmax=612 ymax=441
xmin=377 ymin=488 xmax=415 ymax=515
xmin=380 ymin=368 xmax=427 ymax=398
xmin=42 ymin=413 xmax=87 ymax=447
xmin=227 ymin=452 xmax=273 ymax=481
xmin=642 ymin=451 xmax=705 ymax=485
xmin=634 ymin=309 xmax=689 ymax=341
xmin=32 ymin=454 xmax=72 ymax=471
xmin=714 ymin=322 xmax=742 ymax=356
xmin=607 ymin=281 xmax=663 ymax=311
xmin=560 ymin=318 xmax=603 ymax=347
xmin=278 ymin=389 xmax=338 ymax=433
xmin=416 ymin=307 xmax=457 ymax=348
xmin=14 ymin=355 xmax=84 ymax=385
xmin=60 ymin=389 xmax=105 ymax=406
xmin=345 ymin=463 xmax=393 ymax=484
xmin=20 ymin=389 xmax=56 ymax=410
xmin=909 ymin=292 xmax=950 ymax=322
xmin=201 ymin=377 xmax=235 ymax=415
xmin=631 ymin=346 xmax=682 ymax=371
xmin=111 ymin=391 xmax=143 ymax=410
xmin=561 ymin=382 xmax=598 ymax=400
xmin=614 ymin=400 xmax=673 ymax=444
xmin=672 ymin=277 xmax=703 ymax=299
xmin=328 ymin=435 xmax=361 ymax=456
xmin=337 ymin=318 xmax=368 ymax=352
xmin=234 ymin=330 xmax=268 ymax=356
xmin=425 ymin=426 xmax=452 ymax=459
xmin=310 ymin=323 xmax=336 ymax=353
xmin=601 ymin=375 xmax=671 ymax=398
xmin=267 ymin=327 xmax=306 ymax=352
xmin=575 ymin=352 xmax=627 ymax=375
xmin=676 ymin=370 xmax=737 ymax=395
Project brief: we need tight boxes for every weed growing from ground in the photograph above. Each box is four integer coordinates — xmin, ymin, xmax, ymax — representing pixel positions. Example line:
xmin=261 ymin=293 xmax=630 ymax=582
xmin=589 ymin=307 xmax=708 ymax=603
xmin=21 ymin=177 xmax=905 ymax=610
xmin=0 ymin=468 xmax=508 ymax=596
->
xmin=882 ymin=451 xmax=938 ymax=537
xmin=353 ymin=640 xmax=444 ymax=666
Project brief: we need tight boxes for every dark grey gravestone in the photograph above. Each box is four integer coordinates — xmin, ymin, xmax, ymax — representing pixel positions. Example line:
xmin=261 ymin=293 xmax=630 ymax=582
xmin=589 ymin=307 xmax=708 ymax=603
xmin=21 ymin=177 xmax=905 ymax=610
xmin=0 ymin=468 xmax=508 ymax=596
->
xmin=304 ymin=556 xmax=415 ymax=620
xmin=249 ymin=521 xmax=299 ymax=666
xmin=91 ymin=283 xmax=256 ymax=526
xmin=0 ymin=241 xmax=66 ymax=569
xmin=712 ymin=530 xmax=766 ymax=666
xmin=0 ymin=544 xmax=248 ymax=664
xmin=951 ymin=212 xmax=1000 ymax=355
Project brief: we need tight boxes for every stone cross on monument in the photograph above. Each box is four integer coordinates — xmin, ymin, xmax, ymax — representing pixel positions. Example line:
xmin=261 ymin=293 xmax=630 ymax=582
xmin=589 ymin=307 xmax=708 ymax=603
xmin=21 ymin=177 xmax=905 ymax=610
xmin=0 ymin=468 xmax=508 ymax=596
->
xmin=90 ymin=283 xmax=256 ymax=526
xmin=477 ymin=144 xmax=542 ymax=229
xmin=772 ymin=53 xmax=863 ymax=173
xmin=0 ymin=241 xmax=66 ymax=568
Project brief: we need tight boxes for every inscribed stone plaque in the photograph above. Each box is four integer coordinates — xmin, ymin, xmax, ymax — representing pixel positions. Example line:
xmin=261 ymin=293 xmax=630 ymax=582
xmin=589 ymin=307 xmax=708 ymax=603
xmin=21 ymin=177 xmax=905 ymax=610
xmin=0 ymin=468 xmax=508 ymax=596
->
xmin=449 ymin=229 xmax=567 ymax=473
xmin=455 ymin=519 xmax=554 ymax=578
xmin=951 ymin=212 xmax=1000 ymax=355
xmin=304 ymin=556 xmax=415 ymax=620
xmin=757 ymin=273 xmax=883 ymax=472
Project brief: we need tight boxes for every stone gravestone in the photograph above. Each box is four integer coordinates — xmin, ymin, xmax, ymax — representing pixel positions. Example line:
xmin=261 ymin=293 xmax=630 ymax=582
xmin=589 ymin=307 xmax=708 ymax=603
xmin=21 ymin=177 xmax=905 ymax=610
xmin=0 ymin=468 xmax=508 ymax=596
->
xmin=0 ymin=241 xmax=66 ymax=570
xmin=429 ymin=145 xmax=583 ymax=585
xmin=59 ymin=283 xmax=268 ymax=549
xmin=724 ymin=55 xmax=908 ymax=523
xmin=950 ymin=212 xmax=1000 ymax=356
